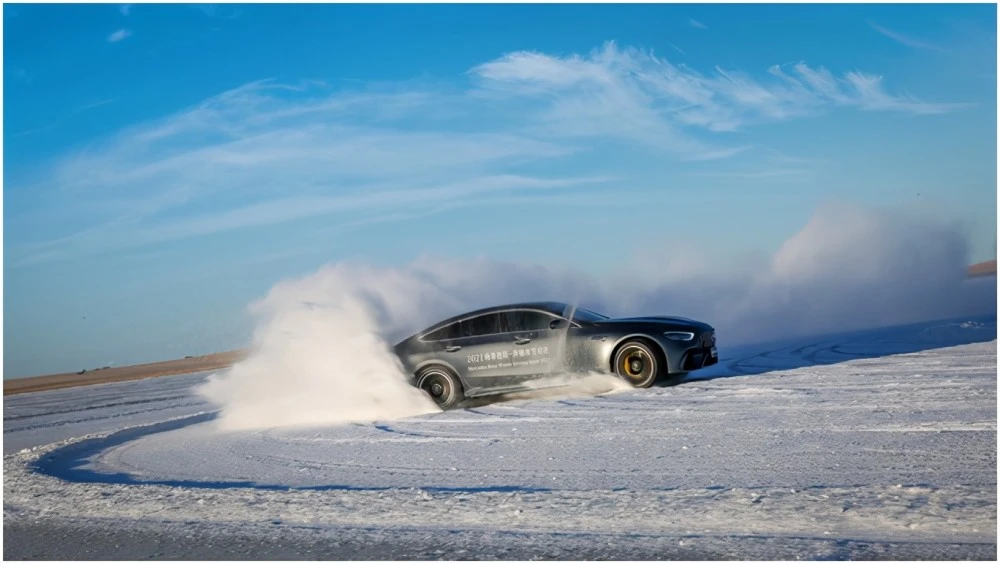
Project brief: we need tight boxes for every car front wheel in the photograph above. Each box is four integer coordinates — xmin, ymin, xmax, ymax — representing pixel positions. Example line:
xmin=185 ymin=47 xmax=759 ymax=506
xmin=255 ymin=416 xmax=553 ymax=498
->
xmin=613 ymin=340 xmax=662 ymax=388
xmin=416 ymin=365 xmax=465 ymax=409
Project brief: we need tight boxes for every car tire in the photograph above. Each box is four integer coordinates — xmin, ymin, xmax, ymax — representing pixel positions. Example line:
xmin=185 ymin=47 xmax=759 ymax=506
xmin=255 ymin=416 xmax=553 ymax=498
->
xmin=613 ymin=339 xmax=663 ymax=388
xmin=416 ymin=365 xmax=465 ymax=409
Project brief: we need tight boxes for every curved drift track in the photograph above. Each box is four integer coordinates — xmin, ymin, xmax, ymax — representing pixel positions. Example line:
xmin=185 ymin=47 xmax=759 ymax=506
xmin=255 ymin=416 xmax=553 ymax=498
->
xmin=4 ymin=316 xmax=998 ymax=559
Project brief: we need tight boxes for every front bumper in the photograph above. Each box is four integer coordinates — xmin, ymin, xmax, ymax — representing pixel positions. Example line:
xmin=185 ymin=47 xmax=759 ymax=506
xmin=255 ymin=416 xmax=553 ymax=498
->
xmin=679 ymin=330 xmax=718 ymax=371
xmin=680 ymin=347 xmax=718 ymax=371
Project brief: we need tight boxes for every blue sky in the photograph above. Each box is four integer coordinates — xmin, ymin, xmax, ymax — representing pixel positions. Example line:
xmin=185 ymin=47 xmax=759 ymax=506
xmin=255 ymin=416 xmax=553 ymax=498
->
xmin=4 ymin=3 xmax=997 ymax=377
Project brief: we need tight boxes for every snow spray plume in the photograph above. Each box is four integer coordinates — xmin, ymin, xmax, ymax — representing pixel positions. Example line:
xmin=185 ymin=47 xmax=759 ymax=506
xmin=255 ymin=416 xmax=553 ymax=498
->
xmin=197 ymin=202 xmax=995 ymax=430
xmin=195 ymin=259 xmax=609 ymax=430
xmin=196 ymin=267 xmax=438 ymax=431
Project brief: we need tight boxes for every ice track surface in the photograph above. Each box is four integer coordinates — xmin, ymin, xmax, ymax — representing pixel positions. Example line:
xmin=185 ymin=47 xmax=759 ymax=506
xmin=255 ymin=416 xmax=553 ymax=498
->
xmin=4 ymin=315 xmax=997 ymax=560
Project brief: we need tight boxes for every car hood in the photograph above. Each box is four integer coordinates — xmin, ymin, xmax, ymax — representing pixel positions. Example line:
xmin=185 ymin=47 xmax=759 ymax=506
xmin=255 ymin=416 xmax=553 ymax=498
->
xmin=594 ymin=315 xmax=713 ymax=330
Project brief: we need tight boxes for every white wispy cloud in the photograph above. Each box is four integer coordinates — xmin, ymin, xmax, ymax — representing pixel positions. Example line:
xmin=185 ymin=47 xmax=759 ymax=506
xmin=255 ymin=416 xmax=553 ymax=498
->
xmin=197 ymin=4 xmax=243 ymax=19
xmin=91 ymin=175 xmax=613 ymax=252
xmin=75 ymin=98 xmax=119 ymax=113
xmin=842 ymin=71 xmax=966 ymax=114
xmin=472 ymin=42 xmax=965 ymax=135
xmin=867 ymin=20 xmax=945 ymax=52
xmin=11 ymin=123 xmax=57 ymax=138
xmin=11 ymin=80 xmax=598 ymax=264
xmin=689 ymin=18 xmax=708 ymax=30
xmin=107 ymin=28 xmax=131 ymax=43
xmin=8 ymin=41 xmax=962 ymax=266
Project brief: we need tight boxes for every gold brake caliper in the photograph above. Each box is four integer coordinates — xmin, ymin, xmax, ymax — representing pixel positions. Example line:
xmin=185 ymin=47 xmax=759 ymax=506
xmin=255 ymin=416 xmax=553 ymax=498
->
xmin=624 ymin=351 xmax=640 ymax=376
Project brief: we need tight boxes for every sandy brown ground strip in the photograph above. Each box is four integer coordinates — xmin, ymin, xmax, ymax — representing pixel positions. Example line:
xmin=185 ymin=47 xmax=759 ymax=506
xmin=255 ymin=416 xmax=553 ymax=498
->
xmin=3 ymin=350 xmax=248 ymax=396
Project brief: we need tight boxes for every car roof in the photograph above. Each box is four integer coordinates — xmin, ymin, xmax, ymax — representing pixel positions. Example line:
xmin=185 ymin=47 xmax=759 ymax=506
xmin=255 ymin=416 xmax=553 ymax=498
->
xmin=420 ymin=301 xmax=570 ymax=333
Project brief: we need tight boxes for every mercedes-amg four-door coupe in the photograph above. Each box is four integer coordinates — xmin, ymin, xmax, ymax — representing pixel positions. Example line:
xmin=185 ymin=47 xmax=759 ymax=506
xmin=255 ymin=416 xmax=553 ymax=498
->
xmin=393 ymin=301 xmax=717 ymax=408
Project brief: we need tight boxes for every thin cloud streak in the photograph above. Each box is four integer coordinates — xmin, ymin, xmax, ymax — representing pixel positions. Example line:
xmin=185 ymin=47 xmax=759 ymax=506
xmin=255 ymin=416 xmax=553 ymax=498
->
xmin=122 ymin=175 xmax=614 ymax=246
xmin=10 ymin=175 xmax=616 ymax=266
xmin=867 ymin=20 xmax=946 ymax=52
xmin=11 ymin=123 xmax=58 ymax=138
xmin=107 ymin=29 xmax=131 ymax=43
xmin=198 ymin=4 xmax=244 ymax=19
xmin=689 ymin=18 xmax=708 ymax=30
xmin=75 ymin=98 xmax=119 ymax=113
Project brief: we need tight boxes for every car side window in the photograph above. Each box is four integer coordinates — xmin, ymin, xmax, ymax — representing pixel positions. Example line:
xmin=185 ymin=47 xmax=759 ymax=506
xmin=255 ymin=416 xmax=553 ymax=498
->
xmin=505 ymin=310 xmax=558 ymax=332
xmin=460 ymin=313 xmax=502 ymax=338
xmin=422 ymin=322 xmax=460 ymax=341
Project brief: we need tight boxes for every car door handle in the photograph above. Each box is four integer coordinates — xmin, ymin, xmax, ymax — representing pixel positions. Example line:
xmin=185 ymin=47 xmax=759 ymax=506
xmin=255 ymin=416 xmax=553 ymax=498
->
xmin=445 ymin=345 xmax=462 ymax=352
xmin=514 ymin=337 xmax=531 ymax=345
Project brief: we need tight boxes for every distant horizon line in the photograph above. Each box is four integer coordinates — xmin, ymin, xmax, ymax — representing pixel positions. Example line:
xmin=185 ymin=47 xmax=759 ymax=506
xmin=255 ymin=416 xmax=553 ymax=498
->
xmin=3 ymin=259 xmax=996 ymax=390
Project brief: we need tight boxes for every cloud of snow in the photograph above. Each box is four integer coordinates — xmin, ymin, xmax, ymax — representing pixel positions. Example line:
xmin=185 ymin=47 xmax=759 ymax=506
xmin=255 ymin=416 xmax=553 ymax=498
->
xmin=195 ymin=265 xmax=445 ymax=431
xmin=617 ymin=201 xmax=994 ymax=343
xmin=197 ymin=202 xmax=995 ymax=430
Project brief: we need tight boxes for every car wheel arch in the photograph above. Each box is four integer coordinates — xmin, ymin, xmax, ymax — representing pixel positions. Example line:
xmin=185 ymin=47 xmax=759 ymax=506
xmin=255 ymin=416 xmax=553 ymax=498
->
xmin=412 ymin=358 xmax=467 ymax=388
xmin=608 ymin=334 xmax=670 ymax=376
xmin=414 ymin=363 xmax=466 ymax=409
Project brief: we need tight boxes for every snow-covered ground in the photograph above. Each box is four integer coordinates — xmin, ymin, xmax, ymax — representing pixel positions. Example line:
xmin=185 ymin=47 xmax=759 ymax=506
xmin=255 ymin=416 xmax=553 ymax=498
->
xmin=4 ymin=315 xmax=997 ymax=559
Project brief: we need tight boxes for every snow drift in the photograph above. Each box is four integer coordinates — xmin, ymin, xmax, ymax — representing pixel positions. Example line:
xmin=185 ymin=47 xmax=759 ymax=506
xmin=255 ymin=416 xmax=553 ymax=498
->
xmin=196 ymin=202 xmax=995 ymax=430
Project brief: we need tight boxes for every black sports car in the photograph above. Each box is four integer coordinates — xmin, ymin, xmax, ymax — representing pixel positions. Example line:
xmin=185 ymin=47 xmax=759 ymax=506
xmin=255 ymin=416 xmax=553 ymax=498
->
xmin=393 ymin=301 xmax=717 ymax=408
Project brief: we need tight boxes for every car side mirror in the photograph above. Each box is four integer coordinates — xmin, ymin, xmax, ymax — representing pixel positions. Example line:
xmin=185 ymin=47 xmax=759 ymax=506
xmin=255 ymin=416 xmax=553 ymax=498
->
xmin=549 ymin=318 xmax=568 ymax=330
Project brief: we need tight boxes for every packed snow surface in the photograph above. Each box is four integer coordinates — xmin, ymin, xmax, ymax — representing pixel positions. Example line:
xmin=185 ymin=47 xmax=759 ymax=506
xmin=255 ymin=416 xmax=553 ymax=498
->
xmin=4 ymin=316 xmax=997 ymax=559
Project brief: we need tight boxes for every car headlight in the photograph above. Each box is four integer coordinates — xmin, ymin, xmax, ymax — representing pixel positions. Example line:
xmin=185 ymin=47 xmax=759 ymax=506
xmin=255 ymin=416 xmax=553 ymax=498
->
xmin=663 ymin=331 xmax=695 ymax=341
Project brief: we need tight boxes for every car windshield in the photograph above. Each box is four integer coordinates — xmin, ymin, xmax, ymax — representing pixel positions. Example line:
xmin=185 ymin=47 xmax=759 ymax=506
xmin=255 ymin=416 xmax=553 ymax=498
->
xmin=572 ymin=308 xmax=609 ymax=322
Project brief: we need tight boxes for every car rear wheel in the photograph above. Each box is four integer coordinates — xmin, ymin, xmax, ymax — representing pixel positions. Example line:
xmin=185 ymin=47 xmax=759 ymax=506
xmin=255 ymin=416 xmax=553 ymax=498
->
xmin=613 ymin=340 xmax=662 ymax=388
xmin=416 ymin=365 xmax=465 ymax=409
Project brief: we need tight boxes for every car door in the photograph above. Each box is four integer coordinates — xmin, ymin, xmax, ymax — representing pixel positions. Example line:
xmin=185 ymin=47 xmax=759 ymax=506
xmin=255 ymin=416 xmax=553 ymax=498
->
xmin=437 ymin=312 xmax=513 ymax=394
xmin=501 ymin=309 xmax=567 ymax=383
